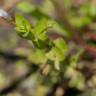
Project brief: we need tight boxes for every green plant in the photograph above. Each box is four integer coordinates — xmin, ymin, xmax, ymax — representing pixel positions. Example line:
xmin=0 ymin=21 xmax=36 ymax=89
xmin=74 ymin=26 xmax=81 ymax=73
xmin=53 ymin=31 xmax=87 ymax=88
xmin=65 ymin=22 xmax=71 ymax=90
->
xmin=1 ymin=0 xmax=96 ymax=95
xmin=15 ymin=0 xmax=86 ymax=91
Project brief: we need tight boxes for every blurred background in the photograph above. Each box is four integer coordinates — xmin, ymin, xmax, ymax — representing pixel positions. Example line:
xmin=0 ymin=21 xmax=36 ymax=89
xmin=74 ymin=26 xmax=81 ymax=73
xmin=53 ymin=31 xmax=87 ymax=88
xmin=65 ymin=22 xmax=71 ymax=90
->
xmin=0 ymin=0 xmax=96 ymax=96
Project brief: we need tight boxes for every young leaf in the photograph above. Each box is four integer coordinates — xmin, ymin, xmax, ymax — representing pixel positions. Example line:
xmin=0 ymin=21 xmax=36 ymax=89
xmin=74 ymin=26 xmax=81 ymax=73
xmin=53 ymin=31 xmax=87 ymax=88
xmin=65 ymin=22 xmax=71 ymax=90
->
xmin=53 ymin=38 xmax=68 ymax=54
xmin=46 ymin=38 xmax=68 ymax=70
xmin=33 ymin=18 xmax=53 ymax=41
xmin=46 ymin=47 xmax=63 ymax=70
xmin=32 ymin=18 xmax=54 ymax=48
xmin=69 ymin=48 xmax=84 ymax=68
xmin=15 ymin=13 xmax=33 ymax=40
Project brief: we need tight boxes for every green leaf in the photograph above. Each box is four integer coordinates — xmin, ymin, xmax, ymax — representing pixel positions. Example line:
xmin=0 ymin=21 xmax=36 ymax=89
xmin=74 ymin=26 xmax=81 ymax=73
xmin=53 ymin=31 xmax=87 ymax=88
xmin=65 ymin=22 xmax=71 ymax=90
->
xmin=63 ymin=0 xmax=70 ymax=8
xmin=28 ymin=49 xmax=47 ymax=64
xmin=46 ymin=38 xmax=68 ymax=70
xmin=53 ymin=38 xmax=68 ymax=54
xmin=80 ymin=3 xmax=96 ymax=17
xmin=69 ymin=72 xmax=85 ymax=90
xmin=80 ymin=4 xmax=90 ymax=16
xmin=34 ymin=18 xmax=53 ymax=41
xmin=40 ymin=0 xmax=54 ymax=15
xmin=32 ymin=18 xmax=54 ymax=48
xmin=69 ymin=48 xmax=84 ymax=68
xmin=46 ymin=47 xmax=63 ymax=70
xmin=46 ymin=38 xmax=68 ymax=62
xmin=17 ymin=1 xmax=35 ymax=13
xmin=15 ymin=13 xmax=33 ymax=39
xmin=71 ymin=17 xmax=91 ymax=28
xmin=49 ymin=20 xmax=70 ymax=37
xmin=89 ymin=4 xmax=96 ymax=17
xmin=54 ymin=59 xmax=60 ymax=70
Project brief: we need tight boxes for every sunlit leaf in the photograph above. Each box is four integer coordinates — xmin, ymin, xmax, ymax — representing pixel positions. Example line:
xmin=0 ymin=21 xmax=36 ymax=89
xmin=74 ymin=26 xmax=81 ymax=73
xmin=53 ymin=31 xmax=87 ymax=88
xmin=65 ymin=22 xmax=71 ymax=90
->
xmin=15 ymin=13 xmax=34 ymax=39
xmin=53 ymin=38 xmax=68 ymax=54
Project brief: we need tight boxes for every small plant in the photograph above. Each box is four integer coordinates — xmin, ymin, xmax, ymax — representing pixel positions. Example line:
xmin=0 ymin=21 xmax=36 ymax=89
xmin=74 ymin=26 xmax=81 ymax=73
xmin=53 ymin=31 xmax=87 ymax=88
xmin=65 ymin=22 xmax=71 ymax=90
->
xmin=14 ymin=0 xmax=86 ymax=91
xmin=14 ymin=0 xmax=96 ymax=93
xmin=0 ymin=0 xmax=96 ymax=95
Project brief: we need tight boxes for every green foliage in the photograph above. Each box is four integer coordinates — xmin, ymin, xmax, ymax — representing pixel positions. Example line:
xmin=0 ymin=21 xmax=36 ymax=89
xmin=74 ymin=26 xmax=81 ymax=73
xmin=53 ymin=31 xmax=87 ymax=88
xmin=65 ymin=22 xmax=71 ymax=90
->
xmin=71 ymin=17 xmax=91 ymax=28
xmin=15 ymin=13 xmax=69 ymax=70
xmin=64 ymin=49 xmax=85 ymax=90
xmin=32 ymin=19 xmax=50 ymax=48
xmin=28 ymin=49 xmax=47 ymax=64
xmin=13 ymin=0 xmax=96 ymax=95
xmin=1 ymin=0 xmax=96 ymax=96
xmin=46 ymin=39 xmax=68 ymax=70
xmin=15 ymin=12 xmax=69 ymax=71
xmin=69 ymin=48 xmax=84 ymax=68
xmin=15 ymin=14 xmax=49 ymax=48
xmin=80 ymin=3 xmax=96 ymax=17
xmin=17 ymin=1 xmax=35 ymax=13
xmin=15 ymin=13 xmax=33 ymax=40
xmin=69 ymin=72 xmax=85 ymax=90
